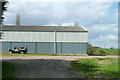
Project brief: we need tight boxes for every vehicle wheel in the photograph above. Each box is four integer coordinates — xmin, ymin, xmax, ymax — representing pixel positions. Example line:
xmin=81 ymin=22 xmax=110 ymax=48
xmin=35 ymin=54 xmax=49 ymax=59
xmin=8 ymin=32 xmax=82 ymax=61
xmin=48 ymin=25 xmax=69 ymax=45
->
xmin=9 ymin=51 xmax=12 ymax=54
xmin=20 ymin=51 xmax=24 ymax=54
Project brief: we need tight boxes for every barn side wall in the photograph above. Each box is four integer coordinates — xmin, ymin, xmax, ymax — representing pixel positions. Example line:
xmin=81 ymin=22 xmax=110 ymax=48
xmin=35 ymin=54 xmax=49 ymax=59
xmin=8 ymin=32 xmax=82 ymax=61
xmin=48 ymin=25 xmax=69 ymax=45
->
xmin=1 ymin=42 xmax=87 ymax=54
xmin=1 ymin=31 xmax=88 ymax=54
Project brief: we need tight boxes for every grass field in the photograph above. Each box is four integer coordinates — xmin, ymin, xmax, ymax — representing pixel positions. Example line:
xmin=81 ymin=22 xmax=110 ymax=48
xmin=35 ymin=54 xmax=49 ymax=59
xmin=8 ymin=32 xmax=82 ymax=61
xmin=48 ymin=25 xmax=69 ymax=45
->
xmin=88 ymin=48 xmax=118 ymax=55
xmin=69 ymin=58 xmax=118 ymax=78
xmin=93 ymin=48 xmax=118 ymax=55
xmin=2 ymin=61 xmax=16 ymax=79
xmin=1 ymin=53 xmax=87 ymax=56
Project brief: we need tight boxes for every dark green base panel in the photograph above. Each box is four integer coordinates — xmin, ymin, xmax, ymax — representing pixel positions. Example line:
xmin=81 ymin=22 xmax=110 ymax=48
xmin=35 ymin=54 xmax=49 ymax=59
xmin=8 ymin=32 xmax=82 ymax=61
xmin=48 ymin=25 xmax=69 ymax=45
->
xmin=1 ymin=42 xmax=87 ymax=54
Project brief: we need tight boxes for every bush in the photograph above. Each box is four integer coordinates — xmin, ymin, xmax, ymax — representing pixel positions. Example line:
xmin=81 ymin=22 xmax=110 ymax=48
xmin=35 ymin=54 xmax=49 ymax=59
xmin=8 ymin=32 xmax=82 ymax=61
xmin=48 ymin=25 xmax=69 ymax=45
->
xmin=87 ymin=48 xmax=106 ymax=56
xmin=99 ymin=50 xmax=106 ymax=55
xmin=87 ymin=48 xmax=95 ymax=55
xmin=87 ymin=50 xmax=94 ymax=55
xmin=110 ymin=47 xmax=114 ymax=49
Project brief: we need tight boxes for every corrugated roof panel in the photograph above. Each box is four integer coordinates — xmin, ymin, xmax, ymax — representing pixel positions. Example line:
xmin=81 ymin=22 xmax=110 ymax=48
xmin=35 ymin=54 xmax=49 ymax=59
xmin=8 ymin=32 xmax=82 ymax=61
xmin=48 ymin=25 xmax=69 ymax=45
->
xmin=2 ymin=25 xmax=88 ymax=32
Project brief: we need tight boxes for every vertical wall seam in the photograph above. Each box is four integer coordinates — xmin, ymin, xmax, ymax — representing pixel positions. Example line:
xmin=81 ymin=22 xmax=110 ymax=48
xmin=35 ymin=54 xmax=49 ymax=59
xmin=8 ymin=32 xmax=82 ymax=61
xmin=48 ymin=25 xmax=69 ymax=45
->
xmin=54 ymin=31 xmax=56 ymax=54
xmin=35 ymin=42 xmax=37 ymax=53
xmin=61 ymin=42 xmax=62 ymax=54
xmin=10 ymin=42 xmax=12 ymax=49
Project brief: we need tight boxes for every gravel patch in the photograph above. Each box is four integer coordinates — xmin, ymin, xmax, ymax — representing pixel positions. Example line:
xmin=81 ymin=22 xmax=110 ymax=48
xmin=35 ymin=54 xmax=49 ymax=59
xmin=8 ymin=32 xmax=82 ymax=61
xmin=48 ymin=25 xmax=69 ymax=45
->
xmin=3 ymin=59 xmax=78 ymax=78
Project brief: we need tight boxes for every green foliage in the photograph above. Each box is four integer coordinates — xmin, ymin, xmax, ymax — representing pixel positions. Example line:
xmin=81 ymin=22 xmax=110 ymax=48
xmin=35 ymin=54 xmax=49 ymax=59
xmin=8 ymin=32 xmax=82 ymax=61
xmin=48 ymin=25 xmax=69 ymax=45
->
xmin=87 ymin=48 xmax=106 ymax=56
xmin=99 ymin=50 xmax=106 ymax=55
xmin=2 ymin=61 xmax=16 ymax=79
xmin=0 ymin=0 xmax=9 ymax=24
xmin=69 ymin=58 xmax=118 ymax=78
xmin=87 ymin=48 xmax=94 ymax=55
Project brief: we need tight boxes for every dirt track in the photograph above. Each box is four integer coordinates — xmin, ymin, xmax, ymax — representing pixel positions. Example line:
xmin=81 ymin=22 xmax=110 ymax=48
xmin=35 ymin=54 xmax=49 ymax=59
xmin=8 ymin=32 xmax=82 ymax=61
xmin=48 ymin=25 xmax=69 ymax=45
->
xmin=2 ymin=55 xmax=118 ymax=78
xmin=3 ymin=59 xmax=78 ymax=78
xmin=2 ymin=55 xmax=118 ymax=61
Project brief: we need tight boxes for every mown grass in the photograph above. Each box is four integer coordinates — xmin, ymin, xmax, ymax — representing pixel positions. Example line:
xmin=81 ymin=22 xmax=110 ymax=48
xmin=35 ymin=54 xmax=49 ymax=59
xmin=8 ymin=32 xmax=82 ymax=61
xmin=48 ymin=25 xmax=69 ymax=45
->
xmin=1 ymin=53 xmax=87 ymax=56
xmin=2 ymin=61 xmax=16 ymax=79
xmin=69 ymin=58 xmax=118 ymax=78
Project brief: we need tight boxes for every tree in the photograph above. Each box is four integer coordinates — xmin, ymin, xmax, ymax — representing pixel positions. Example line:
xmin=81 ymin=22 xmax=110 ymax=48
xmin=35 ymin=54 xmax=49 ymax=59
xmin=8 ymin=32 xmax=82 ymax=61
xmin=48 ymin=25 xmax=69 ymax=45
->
xmin=0 ymin=0 xmax=8 ymax=39
xmin=0 ymin=31 xmax=3 ymax=39
xmin=88 ymin=42 xmax=93 ymax=48
xmin=0 ymin=0 xmax=8 ymax=24
xmin=110 ymin=47 xmax=114 ymax=49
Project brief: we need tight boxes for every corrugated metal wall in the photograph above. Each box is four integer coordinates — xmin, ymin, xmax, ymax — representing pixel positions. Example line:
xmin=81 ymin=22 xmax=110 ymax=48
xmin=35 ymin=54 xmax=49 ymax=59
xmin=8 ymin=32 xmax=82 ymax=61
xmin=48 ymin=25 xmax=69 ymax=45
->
xmin=2 ymin=31 xmax=87 ymax=42
xmin=1 ymin=42 xmax=87 ymax=54
xmin=1 ymin=31 xmax=88 ymax=54
xmin=56 ymin=42 xmax=87 ymax=54
xmin=37 ymin=42 xmax=54 ymax=54
xmin=56 ymin=32 xmax=87 ymax=42
xmin=3 ymin=31 xmax=55 ymax=42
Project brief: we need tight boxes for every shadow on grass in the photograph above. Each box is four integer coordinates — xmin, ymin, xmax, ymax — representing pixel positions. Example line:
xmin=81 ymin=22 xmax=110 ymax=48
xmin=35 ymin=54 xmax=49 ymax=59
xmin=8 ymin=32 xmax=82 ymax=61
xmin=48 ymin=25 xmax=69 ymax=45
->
xmin=71 ymin=61 xmax=99 ymax=72
xmin=2 ymin=61 xmax=16 ymax=80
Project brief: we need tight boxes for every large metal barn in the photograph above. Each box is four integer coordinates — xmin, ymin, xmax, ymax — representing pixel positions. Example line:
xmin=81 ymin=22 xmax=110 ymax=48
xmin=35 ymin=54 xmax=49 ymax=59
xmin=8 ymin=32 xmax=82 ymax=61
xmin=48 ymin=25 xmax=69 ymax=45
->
xmin=0 ymin=25 xmax=88 ymax=54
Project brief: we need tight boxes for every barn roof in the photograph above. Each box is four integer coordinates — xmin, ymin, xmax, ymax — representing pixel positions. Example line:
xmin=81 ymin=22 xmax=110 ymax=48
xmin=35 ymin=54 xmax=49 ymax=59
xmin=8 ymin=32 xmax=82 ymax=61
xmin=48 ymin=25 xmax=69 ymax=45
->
xmin=2 ymin=25 xmax=88 ymax=32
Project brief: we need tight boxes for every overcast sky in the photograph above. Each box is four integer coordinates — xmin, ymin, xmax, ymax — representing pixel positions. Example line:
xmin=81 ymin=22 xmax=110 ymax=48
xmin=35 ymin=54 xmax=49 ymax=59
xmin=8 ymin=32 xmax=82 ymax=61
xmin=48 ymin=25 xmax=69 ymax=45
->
xmin=3 ymin=0 xmax=118 ymax=48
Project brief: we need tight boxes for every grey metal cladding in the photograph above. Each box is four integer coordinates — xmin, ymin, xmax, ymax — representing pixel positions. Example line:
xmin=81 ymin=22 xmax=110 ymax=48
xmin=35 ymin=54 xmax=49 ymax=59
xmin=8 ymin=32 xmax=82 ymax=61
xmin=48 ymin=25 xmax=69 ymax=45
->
xmin=2 ymin=25 xmax=87 ymax=32
xmin=56 ymin=42 xmax=87 ymax=54
xmin=37 ymin=42 xmax=54 ymax=54
xmin=2 ymin=42 xmax=10 ymax=53
xmin=1 ymin=42 xmax=54 ymax=54
xmin=2 ymin=42 xmax=87 ymax=54
xmin=1 ymin=42 xmax=35 ymax=53
xmin=3 ymin=31 xmax=88 ymax=42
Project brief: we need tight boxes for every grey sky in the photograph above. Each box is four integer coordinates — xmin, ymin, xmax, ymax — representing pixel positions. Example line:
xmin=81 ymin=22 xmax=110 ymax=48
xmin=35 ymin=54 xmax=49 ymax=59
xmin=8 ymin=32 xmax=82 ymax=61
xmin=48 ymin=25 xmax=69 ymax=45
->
xmin=3 ymin=0 xmax=118 ymax=48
